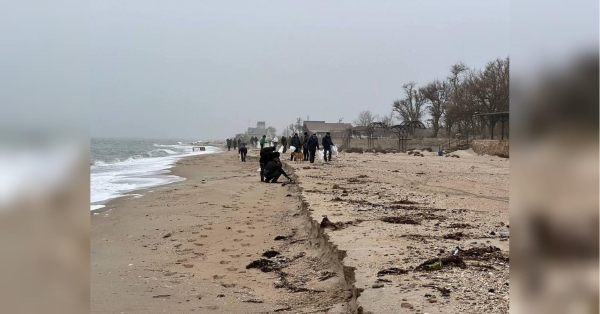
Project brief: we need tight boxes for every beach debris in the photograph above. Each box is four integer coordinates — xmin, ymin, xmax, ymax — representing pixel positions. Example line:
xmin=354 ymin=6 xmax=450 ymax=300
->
xmin=446 ymin=223 xmax=473 ymax=229
xmin=372 ymin=283 xmax=384 ymax=289
xmin=416 ymin=256 xmax=466 ymax=271
xmin=317 ymin=270 xmax=337 ymax=281
xmin=381 ymin=216 xmax=421 ymax=225
xmin=162 ymin=232 xmax=172 ymax=238
xmin=344 ymin=147 xmax=364 ymax=153
xmin=243 ymin=299 xmax=264 ymax=303
xmin=274 ymin=235 xmax=288 ymax=241
xmin=262 ymin=250 xmax=281 ymax=258
xmin=443 ymin=232 xmax=466 ymax=240
xmin=246 ymin=259 xmax=280 ymax=272
xmin=499 ymin=231 xmax=509 ymax=237
xmin=377 ymin=267 xmax=408 ymax=276
xmin=274 ymin=306 xmax=292 ymax=312
xmin=183 ymin=264 xmax=194 ymax=268
xmin=401 ymin=302 xmax=414 ymax=309
xmin=152 ymin=295 xmax=171 ymax=298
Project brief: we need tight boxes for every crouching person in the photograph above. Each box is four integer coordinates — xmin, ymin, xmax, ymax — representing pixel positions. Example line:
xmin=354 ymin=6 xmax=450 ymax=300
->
xmin=263 ymin=157 xmax=292 ymax=183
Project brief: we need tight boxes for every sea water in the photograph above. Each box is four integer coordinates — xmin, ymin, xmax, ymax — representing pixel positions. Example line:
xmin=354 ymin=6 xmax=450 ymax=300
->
xmin=90 ymin=138 xmax=220 ymax=211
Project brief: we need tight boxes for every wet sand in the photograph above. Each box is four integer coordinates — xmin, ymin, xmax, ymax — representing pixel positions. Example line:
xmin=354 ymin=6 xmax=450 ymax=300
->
xmin=91 ymin=149 xmax=355 ymax=313
xmin=288 ymin=149 xmax=509 ymax=313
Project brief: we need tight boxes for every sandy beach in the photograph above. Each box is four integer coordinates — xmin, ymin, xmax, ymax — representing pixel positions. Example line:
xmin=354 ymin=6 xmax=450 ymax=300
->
xmin=91 ymin=148 xmax=356 ymax=314
xmin=91 ymin=146 xmax=509 ymax=313
xmin=288 ymin=149 xmax=509 ymax=313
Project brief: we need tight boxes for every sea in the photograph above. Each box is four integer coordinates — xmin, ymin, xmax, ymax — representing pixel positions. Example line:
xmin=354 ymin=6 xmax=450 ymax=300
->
xmin=90 ymin=138 xmax=221 ymax=211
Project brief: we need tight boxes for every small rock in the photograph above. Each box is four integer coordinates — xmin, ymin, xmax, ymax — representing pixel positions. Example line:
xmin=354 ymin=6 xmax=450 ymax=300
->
xmin=372 ymin=283 xmax=384 ymax=289
xmin=163 ymin=232 xmax=172 ymax=238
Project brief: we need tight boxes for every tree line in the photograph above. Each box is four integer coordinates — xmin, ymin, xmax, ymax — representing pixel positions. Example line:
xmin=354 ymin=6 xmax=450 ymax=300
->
xmin=356 ymin=56 xmax=509 ymax=138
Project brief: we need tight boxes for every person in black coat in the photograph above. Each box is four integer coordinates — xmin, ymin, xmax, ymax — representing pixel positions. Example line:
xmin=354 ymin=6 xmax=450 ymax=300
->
xmin=263 ymin=157 xmax=292 ymax=183
xmin=322 ymin=132 xmax=334 ymax=162
xmin=238 ymin=143 xmax=248 ymax=162
xmin=306 ymin=134 xmax=320 ymax=163
xmin=226 ymin=138 xmax=232 ymax=151
xmin=259 ymin=147 xmax=277 ymax=182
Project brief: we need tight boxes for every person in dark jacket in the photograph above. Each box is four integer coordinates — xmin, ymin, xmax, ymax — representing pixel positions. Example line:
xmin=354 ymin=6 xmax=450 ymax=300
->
xmin=226 ymin=138 xmax=232 ymax=151
xmin=263 ymin=157 xmax=292 ymax=183
xmin=280 ymin=136 xmax=288 ymax=153
xmin=237 ymin=138 xmax=241 ymax=148
xmin=300 ymin=132 xmax=309 ymax=161
xmin=306 ymin=134 xmax=320 ymax=163
xmin=322 ymin=132 xmax=334 ymax=162
xmin=238 ymin=143 xmax=248 ymax=162
xmin=259 ymin=147 xmax=277 ymax=182
xmin=289 ymin=133 xmax=301 ymax=161
xmin=233 ymin=138 xmax=237 ymax=150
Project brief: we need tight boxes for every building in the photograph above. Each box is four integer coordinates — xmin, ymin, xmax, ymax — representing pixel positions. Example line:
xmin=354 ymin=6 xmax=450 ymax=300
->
xmin=303 ymin=121 xmax=352 ymax=137
xmin=247 ymin=121 xmax=267 ymax=138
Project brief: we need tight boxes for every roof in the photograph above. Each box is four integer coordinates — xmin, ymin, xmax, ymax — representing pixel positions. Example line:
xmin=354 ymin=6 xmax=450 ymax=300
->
xmin=303 ymin=121 xmax=352 ymax=133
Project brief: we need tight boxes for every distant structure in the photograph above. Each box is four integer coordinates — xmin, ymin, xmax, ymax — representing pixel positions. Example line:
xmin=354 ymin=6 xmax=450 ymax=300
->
xmin=247 ymin=121 xmax=267 ymax=138
xmin=303 ymin=121 xmax=352 ymax=137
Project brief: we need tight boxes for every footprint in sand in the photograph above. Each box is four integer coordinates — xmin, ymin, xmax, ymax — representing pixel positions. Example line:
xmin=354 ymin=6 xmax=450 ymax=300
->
xmin=236 ymin=230 xmax=245 ymax=233
xmin=193 ymin=243 xmax=204 ymax=246
xmin=220 ymin=261 xmax=231 ymax=265
xmin=200 ymin=235 xmax=208 ymax=238
xmin=241 ymin=243 xmax=251 ymax=247
xmin=246 ymin=234 xmax=255 ymax=238
xmin=248 ymin=227 xmax=255 ymax=229
xmin=226 ymin=267 xmax=238 ymax=271
xmin=233 ymin=239 xmax=243 ymax=242
xmin=213 ymin=275 xmax=226 ymax=279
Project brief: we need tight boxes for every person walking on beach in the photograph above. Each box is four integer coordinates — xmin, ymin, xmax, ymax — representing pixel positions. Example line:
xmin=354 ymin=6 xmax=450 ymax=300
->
xmin=322 ymin=132 xmax=334 ymax=162
xmin=238 ymin=142 xmax=248 ymax=162
xmin=260 ymin=135 xmax=267 ymax=149
xmin=280 ymin=135 xmax=288 ymax=153
xmin=259 ymin=146 xmax=277 ymax=182
xmin=226 ymin=138 xmax=232 ymax=151
xmin=263 ymin=155 xmax=292 ymax=183
xmin=237 ymin=138 xmax=241 ymax=149
xmin=300 ymin=132 xmax=309 ymax=161
xmin=289 ymin=133 xmax=301 ymax=161
xmin=233 ymin=138 xmax=237 ymax=150
xmin=272 ymin=136 xmax=278 ymax=149
xmin=306 ymin=133 xmax=320 ymax=163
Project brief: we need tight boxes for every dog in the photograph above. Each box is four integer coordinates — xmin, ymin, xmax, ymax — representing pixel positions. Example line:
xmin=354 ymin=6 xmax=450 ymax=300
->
xmin=293 ymin=152 xmax=304 ymax=163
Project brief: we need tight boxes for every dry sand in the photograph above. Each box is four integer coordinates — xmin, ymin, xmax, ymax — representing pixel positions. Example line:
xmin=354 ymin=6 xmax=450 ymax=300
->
xmin=91 ymin=146 xmax=509 ymax=314
xmin=287 ymin=149 xmax=509 ymax=314
xmin=91 ymin=148 xmax=356 ymax=314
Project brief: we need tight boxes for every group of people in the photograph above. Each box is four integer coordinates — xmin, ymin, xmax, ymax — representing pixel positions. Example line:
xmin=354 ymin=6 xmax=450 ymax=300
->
xmin=287 ymin=132 xmax=334 ymax=163
xmin=226 ymin=138 xmax=241 ymax=151
xmin=226 ymin=132 xmax=335 ymax=178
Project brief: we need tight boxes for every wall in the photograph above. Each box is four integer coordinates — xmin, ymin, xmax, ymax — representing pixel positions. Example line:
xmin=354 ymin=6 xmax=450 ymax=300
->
xmin=333 ymin=137 xmax=446 ymax=151
xmin=470 ymin=140 xmax=509 ymax=157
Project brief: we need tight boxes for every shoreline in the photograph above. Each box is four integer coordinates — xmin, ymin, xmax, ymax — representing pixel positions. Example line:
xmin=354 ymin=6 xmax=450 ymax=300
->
xmin=90 ymin=147 xmax=224 ymax=213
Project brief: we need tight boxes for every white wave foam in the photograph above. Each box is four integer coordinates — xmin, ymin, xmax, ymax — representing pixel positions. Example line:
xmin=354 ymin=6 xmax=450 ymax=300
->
xmin=90 ymin=145 xmax=221 ymax=210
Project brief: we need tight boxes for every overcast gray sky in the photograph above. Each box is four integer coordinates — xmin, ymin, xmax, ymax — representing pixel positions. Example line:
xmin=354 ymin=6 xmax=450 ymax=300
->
xmin=90 ymin=1 xmax=509 ymax=140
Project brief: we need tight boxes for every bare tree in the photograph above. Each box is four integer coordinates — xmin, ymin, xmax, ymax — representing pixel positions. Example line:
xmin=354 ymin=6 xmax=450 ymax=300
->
xmin=353 ymin=110 xmax=378 ymax=126
xmin=266 ymin=126 xmax=277 ymax=138
xmin=378 ymin=112 xmax=395 ymax=127
xmin=420 ymin=79 xmax=449 ymax=138
xmin=295 ymin=118 xmax=303 ymax=133
xmin=392 ymin=82 xmax=426 ymax=124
